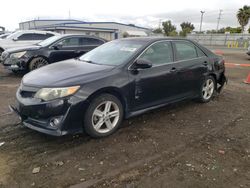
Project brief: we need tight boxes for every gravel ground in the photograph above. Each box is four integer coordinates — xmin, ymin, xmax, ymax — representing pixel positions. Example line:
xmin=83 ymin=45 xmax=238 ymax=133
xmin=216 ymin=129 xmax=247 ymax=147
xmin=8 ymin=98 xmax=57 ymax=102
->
xmin=0 ymin=50 xmax=249 ymax=188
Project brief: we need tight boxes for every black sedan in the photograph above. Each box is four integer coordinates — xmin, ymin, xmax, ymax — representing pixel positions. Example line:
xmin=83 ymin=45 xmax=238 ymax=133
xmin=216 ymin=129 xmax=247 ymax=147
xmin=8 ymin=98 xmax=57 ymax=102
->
xmin=11 ymin=37 xmax=227 ymax=138
xmin=1 ymin=34 xmax=106 ymax=72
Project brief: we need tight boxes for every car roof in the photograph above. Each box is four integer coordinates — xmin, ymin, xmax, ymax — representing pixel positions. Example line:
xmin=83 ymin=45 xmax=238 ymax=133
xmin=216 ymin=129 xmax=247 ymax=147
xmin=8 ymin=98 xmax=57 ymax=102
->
xmin=118 ymin=37 xmax=195 ymax=43
xmin=14 ymin=30 xmax=57 ymax=34
xmin=58 ymin=34 xmax=107 ymax=41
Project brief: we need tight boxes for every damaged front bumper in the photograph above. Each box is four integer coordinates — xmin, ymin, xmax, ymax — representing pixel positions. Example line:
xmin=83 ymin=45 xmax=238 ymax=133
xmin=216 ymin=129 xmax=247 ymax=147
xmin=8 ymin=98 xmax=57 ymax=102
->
xmin=10 ymin=87 xmax=88 ymax=136
xmin=2 ymin=56 xmax=28 ymax=71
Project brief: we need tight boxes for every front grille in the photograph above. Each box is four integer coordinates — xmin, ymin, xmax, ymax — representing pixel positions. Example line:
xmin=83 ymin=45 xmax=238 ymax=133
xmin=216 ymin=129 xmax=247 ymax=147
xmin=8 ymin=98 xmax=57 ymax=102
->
xmin=19 ymin=83 xmax=40 ymax=98
xmin=20 ymin=90 xmax=36 ymax=98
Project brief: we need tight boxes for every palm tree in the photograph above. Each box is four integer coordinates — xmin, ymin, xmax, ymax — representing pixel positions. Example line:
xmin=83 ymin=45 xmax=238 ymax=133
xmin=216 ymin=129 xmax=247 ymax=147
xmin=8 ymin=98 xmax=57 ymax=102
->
xmin=237 ymin=5 xmax=250 ymax=33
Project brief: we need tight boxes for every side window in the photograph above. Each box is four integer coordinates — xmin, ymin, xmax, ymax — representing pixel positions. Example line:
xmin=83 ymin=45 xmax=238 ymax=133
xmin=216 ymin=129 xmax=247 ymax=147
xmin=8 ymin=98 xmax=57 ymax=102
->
xmin=46 ymin=33 xmax=54 ymax=38
xmin=196 ymin=47 xmax=206 ymax=57
xmin=17 ymin=34 xmax=35 ymax=40
xmin=80 ymin=38 xmax=104 ymax=45
xmin=174 ymin=41 xmax=197 ymax=61
xmin=140 ymin=41 xmax=173 ymax=65
xmin=32 ymin=34 xmax=49 ymax=40
xmin=58 ymin=37 xmax=80 ymax=47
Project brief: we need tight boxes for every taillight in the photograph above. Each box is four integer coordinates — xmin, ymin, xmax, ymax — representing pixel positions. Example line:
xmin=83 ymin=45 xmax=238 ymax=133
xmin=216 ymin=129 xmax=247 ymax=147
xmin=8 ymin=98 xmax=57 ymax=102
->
xmin=220 ymin=59 xmax=225 ymax=66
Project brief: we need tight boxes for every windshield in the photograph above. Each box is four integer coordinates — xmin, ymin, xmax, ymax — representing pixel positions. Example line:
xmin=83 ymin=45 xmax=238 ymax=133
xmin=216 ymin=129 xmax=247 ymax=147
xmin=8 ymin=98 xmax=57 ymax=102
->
xmin=37 ymin=35 xmax=62 ymax=47
xmin=6 ymin=31 xmax=22 ymax=39
xmin=79 ymin=40 xmax=144 ymax=66
xmin=0 ymin=33 xmax=9 ymax=39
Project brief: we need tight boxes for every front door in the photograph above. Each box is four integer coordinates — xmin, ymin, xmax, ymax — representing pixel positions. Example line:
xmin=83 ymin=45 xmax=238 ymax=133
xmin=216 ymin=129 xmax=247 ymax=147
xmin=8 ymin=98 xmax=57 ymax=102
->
xmin=129 ymin=41 xmax=181 ymax=111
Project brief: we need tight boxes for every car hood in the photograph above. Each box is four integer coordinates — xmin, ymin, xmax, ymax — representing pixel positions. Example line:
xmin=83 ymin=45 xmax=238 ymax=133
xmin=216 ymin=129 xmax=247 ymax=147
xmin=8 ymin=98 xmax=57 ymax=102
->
xmin=22 ymin=59 xmax=115 ymax=87
xmin=0 ymin=39 xmax=40 ymax=49
xmin=6 ymin=45 xmax=41 ymax=53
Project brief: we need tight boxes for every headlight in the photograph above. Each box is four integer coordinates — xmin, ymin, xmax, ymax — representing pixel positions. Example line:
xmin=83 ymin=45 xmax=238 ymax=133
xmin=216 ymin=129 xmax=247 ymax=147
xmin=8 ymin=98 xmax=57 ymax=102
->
xmin=10 ymin=51 xmax=26 ymax=58
xmin=34 ymin=86 xmax=80 ymax=101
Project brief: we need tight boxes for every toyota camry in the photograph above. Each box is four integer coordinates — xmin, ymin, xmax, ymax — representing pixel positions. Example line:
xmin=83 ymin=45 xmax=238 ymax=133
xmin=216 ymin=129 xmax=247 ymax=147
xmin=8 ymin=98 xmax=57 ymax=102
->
xmin=11 ymin=37 xmax=227 ymax=138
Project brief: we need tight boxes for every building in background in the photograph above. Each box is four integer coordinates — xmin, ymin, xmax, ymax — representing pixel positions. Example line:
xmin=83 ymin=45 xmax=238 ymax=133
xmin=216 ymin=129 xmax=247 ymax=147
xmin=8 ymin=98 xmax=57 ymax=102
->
xmin=19 ymin=19 xmax=151 ymax=40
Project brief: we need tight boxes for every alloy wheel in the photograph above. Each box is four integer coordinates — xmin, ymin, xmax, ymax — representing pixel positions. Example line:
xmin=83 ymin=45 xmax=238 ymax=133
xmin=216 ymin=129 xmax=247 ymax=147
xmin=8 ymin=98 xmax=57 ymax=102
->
xmin=92 ymin=101 xmax=120 ymax=134
xmin=30 ymin=58 xmax=48 ymax=70
xmin=202 ymin=79 xmax=214 ymax=100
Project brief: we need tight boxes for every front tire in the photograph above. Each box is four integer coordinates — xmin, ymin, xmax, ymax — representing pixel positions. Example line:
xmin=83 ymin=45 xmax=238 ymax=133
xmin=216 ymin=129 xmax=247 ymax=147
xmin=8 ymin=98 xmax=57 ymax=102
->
xmin=84 ymin=94 xmax=124 ymax=138
xmin=197 ymin=76 xmax=216 ymax=103
xmin=29 ymin=57 xmax=48 ymax=71
xmin=11 ymin=70 xmax=19 ymax=74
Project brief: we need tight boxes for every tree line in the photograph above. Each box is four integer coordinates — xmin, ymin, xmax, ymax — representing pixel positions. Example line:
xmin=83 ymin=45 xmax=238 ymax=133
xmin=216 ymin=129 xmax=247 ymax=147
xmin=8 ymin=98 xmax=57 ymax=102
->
xmin=153 ymin=5 xmax=250 ymax=36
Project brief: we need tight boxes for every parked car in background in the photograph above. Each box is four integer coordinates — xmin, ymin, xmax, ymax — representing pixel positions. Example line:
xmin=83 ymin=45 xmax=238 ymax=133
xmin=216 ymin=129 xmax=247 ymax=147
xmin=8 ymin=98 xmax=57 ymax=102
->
xmin=11 ymin=37 xmax=227 ymax=138
xmin=247 ymin=46 xmax=250 ymax=56
xmin=0 ymin=30 xmax=59 ymax=55
xmin=1 ymin=34 xmax=106 ymax=73
xmin=0 ymin=33 xmax=11 ymax=40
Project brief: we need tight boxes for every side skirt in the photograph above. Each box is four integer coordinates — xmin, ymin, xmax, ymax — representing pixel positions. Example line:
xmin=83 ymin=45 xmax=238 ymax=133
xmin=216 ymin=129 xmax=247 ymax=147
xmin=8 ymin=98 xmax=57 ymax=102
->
xmin=125 ymin=94 xmax=198 ymax=119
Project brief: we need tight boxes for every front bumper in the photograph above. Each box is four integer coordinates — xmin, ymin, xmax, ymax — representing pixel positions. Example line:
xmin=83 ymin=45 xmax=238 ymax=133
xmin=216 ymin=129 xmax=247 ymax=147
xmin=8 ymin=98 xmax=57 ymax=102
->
xmin=2 ymin=56 xmax=28 ymax=71
xmin=12 ymin=87 xmax=88 ymax=136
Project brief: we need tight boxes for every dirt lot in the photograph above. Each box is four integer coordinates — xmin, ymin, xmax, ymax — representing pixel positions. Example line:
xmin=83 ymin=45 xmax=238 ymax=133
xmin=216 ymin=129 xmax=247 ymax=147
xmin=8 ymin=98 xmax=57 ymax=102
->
xmin=0 ymin=49 xmax=250 ymax=188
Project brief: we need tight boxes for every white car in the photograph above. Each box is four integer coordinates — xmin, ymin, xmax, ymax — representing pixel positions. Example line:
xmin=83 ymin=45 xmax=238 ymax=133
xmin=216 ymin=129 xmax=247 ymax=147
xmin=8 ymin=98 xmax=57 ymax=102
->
xmin=0 ymin=30 xmax=59 ymax=55
xmin=247 ymin=46 xmax=250 ymax=56
xmin=0 ymin=33 xmax=11 ymax=40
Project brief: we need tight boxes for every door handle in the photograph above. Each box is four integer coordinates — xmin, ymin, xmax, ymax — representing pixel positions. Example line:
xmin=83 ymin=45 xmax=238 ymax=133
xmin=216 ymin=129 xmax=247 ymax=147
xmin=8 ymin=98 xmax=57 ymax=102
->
xmin=170 ymin=67 xmax=178 ymax=73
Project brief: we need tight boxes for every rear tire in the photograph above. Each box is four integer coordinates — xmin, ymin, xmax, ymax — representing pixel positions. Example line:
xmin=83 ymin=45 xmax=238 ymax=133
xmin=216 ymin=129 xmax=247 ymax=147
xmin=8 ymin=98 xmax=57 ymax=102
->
xmin=197 ymin=76 xmax=216 ymax=103
xmin=84 ymin=94 xmax=124 ymax=138
xmin=29 ymin=57 xmax=48 ymax=71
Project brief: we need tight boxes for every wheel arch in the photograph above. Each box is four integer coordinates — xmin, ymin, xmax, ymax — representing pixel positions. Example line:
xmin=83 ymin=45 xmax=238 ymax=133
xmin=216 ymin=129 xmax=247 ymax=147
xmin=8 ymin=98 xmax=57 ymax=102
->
xmin=86 ymin=87 xmax=128 ymax=116
xmin=28 ymin=55 xmax=50 ymax=65
xmin=0 ymin=47 xmax=4 ymax=53
xmin=207 ymin=73 xmax=217 ymax=90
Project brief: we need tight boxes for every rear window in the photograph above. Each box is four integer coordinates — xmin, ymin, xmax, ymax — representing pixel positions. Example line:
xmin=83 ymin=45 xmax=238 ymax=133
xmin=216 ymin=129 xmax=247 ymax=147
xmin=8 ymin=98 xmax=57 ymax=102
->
xmin=174 ymin=41 xmax=197 ymax=61
xmin=196 ymin=47 xmax=206 ymax=57
xmin=80 ymin=38 xmax=104 ymax=45
xmin=17 ymin=34 xmax=35 ymax=40
xmin=17 ymin=33 xmax=53 ymax=41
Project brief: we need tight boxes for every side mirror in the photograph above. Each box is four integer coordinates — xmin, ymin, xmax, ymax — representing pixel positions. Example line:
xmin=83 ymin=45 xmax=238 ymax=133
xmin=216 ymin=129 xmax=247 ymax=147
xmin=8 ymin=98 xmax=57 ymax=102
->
xmin=12 ymin=37 xmax=18 ymax=41
xmin=134 ymin=59 xmax=152 ymax=69
xmin=52 ymin=44 xmax=62 ymax=50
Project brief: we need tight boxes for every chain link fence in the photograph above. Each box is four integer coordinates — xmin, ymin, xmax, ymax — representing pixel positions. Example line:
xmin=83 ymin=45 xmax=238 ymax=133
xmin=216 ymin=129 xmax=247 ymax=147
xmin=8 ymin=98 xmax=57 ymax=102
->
xmin=187 ymin=33 xmax=250 ymax=48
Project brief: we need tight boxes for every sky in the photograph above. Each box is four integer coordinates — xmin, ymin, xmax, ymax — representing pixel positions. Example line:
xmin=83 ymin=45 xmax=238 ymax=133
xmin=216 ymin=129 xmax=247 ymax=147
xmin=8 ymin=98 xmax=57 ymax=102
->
xmin=0 ymin=0 xmax=249 ymax=31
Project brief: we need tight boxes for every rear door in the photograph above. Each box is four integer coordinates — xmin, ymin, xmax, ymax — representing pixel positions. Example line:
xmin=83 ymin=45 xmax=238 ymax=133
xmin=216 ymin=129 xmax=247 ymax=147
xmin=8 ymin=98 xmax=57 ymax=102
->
xmin=15 ymin=33 xmax=38 ymax=46
xmin=172 ymin=40 xmax=209 ymax=96
xmin=77 ymin=37 xmax=105 ymax=55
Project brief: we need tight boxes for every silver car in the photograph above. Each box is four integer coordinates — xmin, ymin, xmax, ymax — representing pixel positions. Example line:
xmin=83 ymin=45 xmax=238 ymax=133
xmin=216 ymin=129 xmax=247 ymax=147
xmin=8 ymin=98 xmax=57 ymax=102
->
xmin=247 ymin=46 xmax=250 ymax=56
xmin=0 ymin=30 xmax=59 ymax=55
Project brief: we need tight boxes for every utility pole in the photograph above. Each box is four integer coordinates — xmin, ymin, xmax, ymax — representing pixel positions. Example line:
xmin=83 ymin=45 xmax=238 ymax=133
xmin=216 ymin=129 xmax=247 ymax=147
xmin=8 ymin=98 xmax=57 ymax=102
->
xmin=158 ymin=19 xmax=162 ymax=29
xmin=216 ymin=9 xmax=223 ymax=32
xmin=199 ymin=11 xmax=205 ymax=33
xmin=68 ymin=9 xmax=71 ymax=19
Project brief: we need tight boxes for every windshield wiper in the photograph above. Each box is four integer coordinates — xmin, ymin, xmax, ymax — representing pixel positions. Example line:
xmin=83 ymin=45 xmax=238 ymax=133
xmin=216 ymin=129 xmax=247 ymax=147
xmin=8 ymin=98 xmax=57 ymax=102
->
xmin=79 ymin=59 xmax=98 ymax=64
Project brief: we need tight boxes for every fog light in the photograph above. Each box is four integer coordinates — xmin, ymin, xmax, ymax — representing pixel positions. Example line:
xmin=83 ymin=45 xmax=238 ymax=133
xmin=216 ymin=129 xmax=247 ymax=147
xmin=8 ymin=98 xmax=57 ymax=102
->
xmin=49 ymin=117 xmax=62 ymax=127
xmin=11 ymin=65 xmax=19 ymax=69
